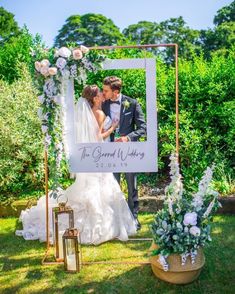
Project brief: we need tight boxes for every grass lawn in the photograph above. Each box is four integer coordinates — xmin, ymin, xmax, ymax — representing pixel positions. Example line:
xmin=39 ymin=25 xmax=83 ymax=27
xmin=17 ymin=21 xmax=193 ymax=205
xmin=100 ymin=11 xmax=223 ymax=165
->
xmin=0 ymin=213 xmax=234 ymax=294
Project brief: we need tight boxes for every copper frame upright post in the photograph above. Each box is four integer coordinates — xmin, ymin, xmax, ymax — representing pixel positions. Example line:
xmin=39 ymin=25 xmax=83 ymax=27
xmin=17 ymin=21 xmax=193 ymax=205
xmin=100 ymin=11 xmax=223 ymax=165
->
xmin=42 ymin=43 xmax=179 ymax=265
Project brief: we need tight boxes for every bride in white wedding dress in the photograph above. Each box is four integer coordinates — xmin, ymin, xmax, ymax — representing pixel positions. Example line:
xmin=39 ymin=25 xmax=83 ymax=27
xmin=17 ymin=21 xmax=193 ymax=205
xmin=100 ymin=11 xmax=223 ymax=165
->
xmin=16 ymin=85 xmax=137 ymax=245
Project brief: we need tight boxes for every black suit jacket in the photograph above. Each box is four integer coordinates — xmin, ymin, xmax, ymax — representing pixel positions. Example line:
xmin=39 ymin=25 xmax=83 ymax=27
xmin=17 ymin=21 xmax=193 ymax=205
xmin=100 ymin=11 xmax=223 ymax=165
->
xmin=102 ymin=94 xmax=146 ymax=142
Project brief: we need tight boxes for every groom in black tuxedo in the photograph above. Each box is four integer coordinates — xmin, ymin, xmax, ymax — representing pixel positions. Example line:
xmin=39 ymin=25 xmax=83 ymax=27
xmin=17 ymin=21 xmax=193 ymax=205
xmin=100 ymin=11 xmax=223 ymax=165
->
xmin=102 ymin=76 xmax=147 ymax=230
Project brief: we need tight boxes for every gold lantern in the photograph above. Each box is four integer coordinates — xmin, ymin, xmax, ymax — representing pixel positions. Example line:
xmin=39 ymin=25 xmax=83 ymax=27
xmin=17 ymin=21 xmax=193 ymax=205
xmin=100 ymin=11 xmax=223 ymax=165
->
xmin=52 ymin=195 xmax=74 ymax=261
xmin=63 ymin=228 xmax=82 ymax=272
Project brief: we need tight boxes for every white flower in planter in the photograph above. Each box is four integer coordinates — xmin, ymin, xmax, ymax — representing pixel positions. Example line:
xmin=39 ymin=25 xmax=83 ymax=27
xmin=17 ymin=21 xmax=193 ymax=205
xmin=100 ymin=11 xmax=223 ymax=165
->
xmin=183 ymin=212 xmax=197 ymax=226
xmin=189 ymin=226 xmax=201 ymax=236
xmin=58 ymin=47 xmax=71 ymax=58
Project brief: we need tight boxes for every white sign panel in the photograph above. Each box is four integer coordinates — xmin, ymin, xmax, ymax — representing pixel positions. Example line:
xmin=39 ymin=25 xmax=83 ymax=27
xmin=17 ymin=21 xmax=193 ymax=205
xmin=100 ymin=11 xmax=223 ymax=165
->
xmin=63 ymin=58 xmax=157 ymax=172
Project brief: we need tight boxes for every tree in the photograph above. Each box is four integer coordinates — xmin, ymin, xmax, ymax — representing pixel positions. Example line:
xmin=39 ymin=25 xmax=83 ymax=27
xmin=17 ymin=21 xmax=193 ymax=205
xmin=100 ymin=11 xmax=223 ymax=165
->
xmin=123 ymin=17 xmax=199 ymax=62
xmin=199 ymin=1 xmax=235 ymax=58
xmin=123 ymin=21 xmax=158 ymax=45
xmin=0 ymin=7 xmax=19 ymax=44
xmin=54 ymin=13 xmax=125 ymax=47
xmin=199 ymin=22 xmax=235 ymax=57
xmin=213 ymin=0 xmax=235 ymax=26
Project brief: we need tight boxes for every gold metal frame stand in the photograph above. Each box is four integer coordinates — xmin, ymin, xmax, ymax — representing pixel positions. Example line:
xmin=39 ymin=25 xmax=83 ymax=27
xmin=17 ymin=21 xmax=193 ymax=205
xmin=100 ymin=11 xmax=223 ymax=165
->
xmin=42 ymin=43 xmax=179 ymax=266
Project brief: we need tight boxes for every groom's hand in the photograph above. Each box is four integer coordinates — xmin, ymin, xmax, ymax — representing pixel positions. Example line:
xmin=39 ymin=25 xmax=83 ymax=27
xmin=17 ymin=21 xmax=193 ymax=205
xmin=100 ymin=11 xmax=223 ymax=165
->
xmin=115 ymin=136 xmax=130 ymax=142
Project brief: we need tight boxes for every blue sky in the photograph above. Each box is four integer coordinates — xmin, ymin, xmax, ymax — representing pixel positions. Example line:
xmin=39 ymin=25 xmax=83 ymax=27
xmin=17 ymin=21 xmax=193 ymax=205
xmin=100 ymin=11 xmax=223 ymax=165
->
xmin=0 ymin=0 xmax=232 ymax=46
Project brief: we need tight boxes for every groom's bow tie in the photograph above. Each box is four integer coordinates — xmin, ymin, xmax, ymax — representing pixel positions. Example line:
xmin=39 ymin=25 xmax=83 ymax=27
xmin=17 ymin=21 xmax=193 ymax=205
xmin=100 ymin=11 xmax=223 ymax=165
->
xmin=110 ymin=100 xmax=120 ymax=105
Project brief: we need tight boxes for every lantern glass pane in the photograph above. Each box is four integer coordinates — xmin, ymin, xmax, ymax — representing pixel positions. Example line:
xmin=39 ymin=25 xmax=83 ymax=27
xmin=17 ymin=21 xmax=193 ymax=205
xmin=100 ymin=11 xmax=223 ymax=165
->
xmin=57 ymin=213 xmax=70 ymax=259
xmin=65 ymin=239 xmax=76 ymax=271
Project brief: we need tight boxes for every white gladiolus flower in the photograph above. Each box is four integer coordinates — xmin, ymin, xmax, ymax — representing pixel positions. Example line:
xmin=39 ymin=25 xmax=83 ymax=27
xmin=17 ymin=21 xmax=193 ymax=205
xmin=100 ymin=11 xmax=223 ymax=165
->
xmin=189 ymin=226 xmax=201 ymax=236
xmin=56 ymin=57 xmax=67 ymax=69
xmin=203 ymin=197 xmax=215 ymax=218
xmin=35 ymin=61 xmax=41 ymax=72
xmin=80 ymin=45 xmax=89 ymax=53
xmin=168 ymin=198 xmax=174 ymax=216
xmin=72 ymin=48 xmax=83 ymax=60
xmin=58 ymin=47 xmax=71 ymax=58
xmin=183 ymin=212 xmax=197 ymax=226
xmin=48 ymin=67 xmax=58 ymax=76
xmin=164 ymin=153 xmax=183 ymax=202
xmin=192 ymin=166 xmax=216 ymax=210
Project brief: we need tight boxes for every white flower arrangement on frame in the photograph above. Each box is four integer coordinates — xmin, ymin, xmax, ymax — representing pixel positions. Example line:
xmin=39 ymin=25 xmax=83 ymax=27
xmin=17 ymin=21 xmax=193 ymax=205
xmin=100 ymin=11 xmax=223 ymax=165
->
xmin=33 ymin=45 xmax=106 ymax=189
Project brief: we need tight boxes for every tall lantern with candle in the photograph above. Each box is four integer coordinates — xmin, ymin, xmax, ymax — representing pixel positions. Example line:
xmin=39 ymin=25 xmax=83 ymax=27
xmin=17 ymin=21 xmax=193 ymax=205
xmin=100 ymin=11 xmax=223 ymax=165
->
xmin=63 ymin=228 xmax=82 ymax=273
xmin=52 ymin=194 xmax=74 ymax=261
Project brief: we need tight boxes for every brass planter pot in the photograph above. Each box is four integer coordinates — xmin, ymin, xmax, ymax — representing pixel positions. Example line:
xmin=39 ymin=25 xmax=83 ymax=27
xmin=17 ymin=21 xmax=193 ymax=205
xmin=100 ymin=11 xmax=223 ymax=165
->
xmin=149 ymin=242 xmax=205 ymax=285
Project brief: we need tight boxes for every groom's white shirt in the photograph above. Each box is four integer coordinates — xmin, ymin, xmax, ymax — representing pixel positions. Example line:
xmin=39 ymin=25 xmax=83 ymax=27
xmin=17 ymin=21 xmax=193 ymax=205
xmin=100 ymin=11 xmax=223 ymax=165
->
xmin=110 ymin=93 xmax=122 ymax=122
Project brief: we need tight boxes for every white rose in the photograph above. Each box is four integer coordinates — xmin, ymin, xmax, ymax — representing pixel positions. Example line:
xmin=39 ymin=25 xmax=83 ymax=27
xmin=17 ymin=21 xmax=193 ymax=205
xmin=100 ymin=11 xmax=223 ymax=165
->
xmin=56 ymin=57 xmax=67 ymax=69
xmin=58 ymin=47 xmax=71 ymax=58
xmin=183 ymin=212 xmax=197 ymax=226
xmin=48 ymin=67 xmax=58 ymax=76
xmin=41 ymin=59 xmax=50 ymax=68
xmin=40 ymin=67 xmax=49 ymax=77
xmin=80 ymin=45 xmax=89 ymax=53
xmin=35 ymin=61 xmax=41 ymax=72
xmin=72 ymin=48 xmax=83 ymax=60
xmin=189 ymin=226 xmax=201 ymax=236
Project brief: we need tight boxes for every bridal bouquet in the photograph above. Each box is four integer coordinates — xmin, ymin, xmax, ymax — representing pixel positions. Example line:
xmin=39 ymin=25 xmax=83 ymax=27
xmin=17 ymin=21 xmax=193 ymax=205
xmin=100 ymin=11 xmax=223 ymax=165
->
xmin=150 ymin=153 xmax=221 ymax=271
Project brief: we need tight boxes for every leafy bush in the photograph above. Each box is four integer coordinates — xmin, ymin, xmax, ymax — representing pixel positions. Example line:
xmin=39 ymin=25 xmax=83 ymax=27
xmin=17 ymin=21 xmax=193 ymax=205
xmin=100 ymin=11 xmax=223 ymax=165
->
xmin=0 ymin=64 xmax=44 ymax=198
xmin=0 ymin=43 xmax=234 ymax=198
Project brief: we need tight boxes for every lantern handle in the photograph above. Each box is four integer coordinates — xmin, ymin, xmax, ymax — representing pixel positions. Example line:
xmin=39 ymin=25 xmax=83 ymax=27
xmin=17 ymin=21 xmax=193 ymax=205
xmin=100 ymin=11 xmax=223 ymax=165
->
xmin=57 ymin=193 xmax=68 ymax=208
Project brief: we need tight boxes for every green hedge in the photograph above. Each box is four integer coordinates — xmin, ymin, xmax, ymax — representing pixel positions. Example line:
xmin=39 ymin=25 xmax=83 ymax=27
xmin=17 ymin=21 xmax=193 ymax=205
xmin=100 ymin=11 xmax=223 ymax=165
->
xmin=0 ymin=43 xmax=234 ymax=198
xmin=0 ymin=64 xmax=44 ymax=198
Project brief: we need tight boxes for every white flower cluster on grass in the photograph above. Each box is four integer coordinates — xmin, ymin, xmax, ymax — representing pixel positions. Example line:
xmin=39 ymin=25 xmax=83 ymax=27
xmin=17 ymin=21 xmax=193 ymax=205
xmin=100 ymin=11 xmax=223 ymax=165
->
xmin=151 ymin=153 xmax=221 ymax=271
